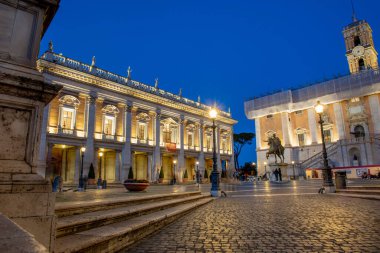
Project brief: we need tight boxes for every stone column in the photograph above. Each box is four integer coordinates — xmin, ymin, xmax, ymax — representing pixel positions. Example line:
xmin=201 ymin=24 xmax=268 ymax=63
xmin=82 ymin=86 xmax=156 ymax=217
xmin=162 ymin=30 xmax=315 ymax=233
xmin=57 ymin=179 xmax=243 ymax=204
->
xmin=281 ymin=112 xmax=292 ymax=147
xmin=307 ymin=108 xmax=318 ymax=144
xmin=74 ymin=147 xmax=81 ymax=184
xmin=369 ymin=95 xmax=380 ymax=134
xmin=333 ymin=103 xmax=346 ymax=140
xmin=216 ymin=125 xmax=222 ymax=171
xmin=83 ymin=94 xmax=97 ymax=176
xmin=254 ymin=118 xmax=261 ymax=150
xmin=37 ymin=104 xmax=50 ymax=177
xmin=198 ymin=121 xmax=205 ymax=175
xmin=148 ymin=153 xmax=153 ymax=182
xmin=178 ymin=115 xmax=185 ymax=182
xmin=153 ymin=109 xmax=161 ymax=180
xmin=121 ymin=102 xmax=133 ymax=181
xmin=115 ymin=151 xmax=121 ymax=182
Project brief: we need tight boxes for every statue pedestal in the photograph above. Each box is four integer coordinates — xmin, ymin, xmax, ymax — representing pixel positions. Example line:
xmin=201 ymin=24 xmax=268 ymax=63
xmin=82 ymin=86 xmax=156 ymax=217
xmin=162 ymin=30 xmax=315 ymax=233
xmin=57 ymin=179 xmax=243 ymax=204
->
xmin=0 ymin=1 xmax=60 ymax=251
xmin=268 ymin=163 xmax=289 ymax=182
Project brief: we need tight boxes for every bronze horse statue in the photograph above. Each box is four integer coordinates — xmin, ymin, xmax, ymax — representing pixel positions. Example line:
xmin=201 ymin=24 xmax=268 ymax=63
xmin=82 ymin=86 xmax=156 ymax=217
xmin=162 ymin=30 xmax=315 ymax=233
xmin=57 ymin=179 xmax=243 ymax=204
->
xmin=265 ymin=135 xmax=285 ymax=164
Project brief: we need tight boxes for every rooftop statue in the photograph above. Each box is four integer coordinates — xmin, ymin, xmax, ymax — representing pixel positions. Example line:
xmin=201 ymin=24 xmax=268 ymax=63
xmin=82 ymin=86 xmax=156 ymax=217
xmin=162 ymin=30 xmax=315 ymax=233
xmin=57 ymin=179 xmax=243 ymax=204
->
xmin=265 ymin=133 xmax=285 ymax=164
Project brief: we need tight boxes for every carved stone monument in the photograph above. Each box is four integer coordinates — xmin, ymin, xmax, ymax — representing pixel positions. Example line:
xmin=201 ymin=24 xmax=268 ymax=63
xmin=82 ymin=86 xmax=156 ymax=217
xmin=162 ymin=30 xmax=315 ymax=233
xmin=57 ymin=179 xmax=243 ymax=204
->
xmin=0 ymin=0 xmax=61 ymax=251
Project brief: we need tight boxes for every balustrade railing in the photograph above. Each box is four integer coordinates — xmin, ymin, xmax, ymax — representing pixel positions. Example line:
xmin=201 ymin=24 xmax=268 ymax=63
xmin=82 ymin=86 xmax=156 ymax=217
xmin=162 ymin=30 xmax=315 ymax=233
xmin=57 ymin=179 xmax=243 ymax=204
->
xmin=40 ymin=51 xmax=232 ymax=118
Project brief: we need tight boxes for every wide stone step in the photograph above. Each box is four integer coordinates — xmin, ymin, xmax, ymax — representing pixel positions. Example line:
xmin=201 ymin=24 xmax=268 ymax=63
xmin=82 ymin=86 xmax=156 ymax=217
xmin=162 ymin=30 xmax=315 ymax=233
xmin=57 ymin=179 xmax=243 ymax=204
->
xmin=347 ymin=186 xmax=380 ymax=191
xmin=334 ymin=193 xmax=380 ymax=201
xmin=55 ymin=197 xmax=213 ymax=253
xmin=55 ymin=191 xmax=201 ymax=218
xmin=336 ymin=189 xmax=380 ymax=196
xmin=56 ymin=194 xmax=208 ymax=237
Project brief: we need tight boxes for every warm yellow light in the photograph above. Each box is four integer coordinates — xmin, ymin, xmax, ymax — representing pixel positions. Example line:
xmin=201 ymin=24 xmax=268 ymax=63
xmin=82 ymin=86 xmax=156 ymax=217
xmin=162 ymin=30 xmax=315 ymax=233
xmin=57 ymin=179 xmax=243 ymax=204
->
xmin=252 ymin=162 xmax=256 ymax=166
xmin=99 ymin=152 xmax=103 ymax=157
xmin=62 ymin=145 xmax=66 ymax=149
xmin=81 ymin=147 xmax=86 ymax=152
xmin=209 ymin=108 xmax=217 ymax=119
xmin=292 ymin=161 xmax=295 ymax=165
xmin=315 ymin=101 xmax=324 ymax=114
xmin=264 ymin=161 xmax=267 ymax=165
xmin=196 ymin=161 xmax=199 ymax=165
xmin=173 ymin=160 xmax=177 ymax=164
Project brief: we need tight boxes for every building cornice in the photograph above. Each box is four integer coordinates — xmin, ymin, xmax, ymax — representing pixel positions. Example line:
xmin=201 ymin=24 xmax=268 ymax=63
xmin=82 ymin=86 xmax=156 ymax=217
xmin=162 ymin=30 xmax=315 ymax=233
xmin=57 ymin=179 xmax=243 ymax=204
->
xmin=37 ymin=52 xmax=237 ymax=125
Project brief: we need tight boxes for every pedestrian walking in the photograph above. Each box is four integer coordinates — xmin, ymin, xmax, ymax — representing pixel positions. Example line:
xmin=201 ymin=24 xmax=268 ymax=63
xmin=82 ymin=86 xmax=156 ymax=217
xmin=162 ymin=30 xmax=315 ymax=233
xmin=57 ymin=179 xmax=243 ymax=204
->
xmin=274 ymin=168 xmax=279 ymax=181
xmin=278 ymin=168 xmax=282 ymax=181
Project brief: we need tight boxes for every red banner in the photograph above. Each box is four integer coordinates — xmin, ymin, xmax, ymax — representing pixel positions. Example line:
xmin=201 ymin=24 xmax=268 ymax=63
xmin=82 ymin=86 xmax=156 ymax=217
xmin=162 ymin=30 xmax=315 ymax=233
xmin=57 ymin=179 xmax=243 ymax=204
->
xmin=165 ymin=143 xmax=177 ymax=152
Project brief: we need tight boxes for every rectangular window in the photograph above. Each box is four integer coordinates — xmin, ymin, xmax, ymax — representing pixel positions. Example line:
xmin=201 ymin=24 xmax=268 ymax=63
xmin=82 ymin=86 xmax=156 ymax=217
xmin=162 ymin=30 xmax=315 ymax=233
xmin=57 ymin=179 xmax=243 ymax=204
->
xmin=323 ymin=130 xmax=331 ymax=143
xmin=62 ymin=110 xmax=73 ymax=129
xmin=138 ymin=123 xmax=147 ymax=140
xmin=297 ymin=133 xmax=305 ymax=146
xmin=171 ymin=127 xmax=177 ymax=143
xmin=222 ymin=139 xmax=227 ymax=151
xmin=206 ymin=135 xmax=211 ymax=149
xmin=188 ymin=133 xmax=193 ymax=147
xmin=104 ymin=115 xmax=115 ymax=135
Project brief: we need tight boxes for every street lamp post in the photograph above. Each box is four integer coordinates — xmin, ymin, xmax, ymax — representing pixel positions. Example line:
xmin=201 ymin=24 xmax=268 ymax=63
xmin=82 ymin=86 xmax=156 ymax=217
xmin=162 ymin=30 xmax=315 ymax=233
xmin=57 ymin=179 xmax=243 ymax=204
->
xmin=252 ymin=162 xmax=256 ymax=176
xmin=172 ymin=160 xmax=177 ymax=185
xmin=98 ymin=152 xmax=103 ymax=189
xmin=209 ymin=108 xmax=220 ymax=197
xmin=291 ymin=160 xmax=295 ymax=180
xmin=78 ymin=147 xmax=86 ymax=191
xmin=315 ymin=101 xmax=334 ymax=191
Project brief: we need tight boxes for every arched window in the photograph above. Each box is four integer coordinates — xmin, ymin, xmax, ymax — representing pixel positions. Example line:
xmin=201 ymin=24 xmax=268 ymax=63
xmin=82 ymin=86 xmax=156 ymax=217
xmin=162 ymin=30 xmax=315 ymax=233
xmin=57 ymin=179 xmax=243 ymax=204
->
xmin=354 ymin=125 xmax=365 ymax=138
xmin=354 ymin=36 xmax=361 ymax=46
xmin=358 ymin=59 xmax=365 ymax=71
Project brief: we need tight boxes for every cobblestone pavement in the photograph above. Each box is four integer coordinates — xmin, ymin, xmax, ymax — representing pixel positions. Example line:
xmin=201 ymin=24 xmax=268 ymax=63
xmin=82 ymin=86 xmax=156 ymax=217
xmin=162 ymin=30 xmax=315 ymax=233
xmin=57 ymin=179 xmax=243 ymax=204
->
xmin=124 ymin=182 xmax=380 ymax=253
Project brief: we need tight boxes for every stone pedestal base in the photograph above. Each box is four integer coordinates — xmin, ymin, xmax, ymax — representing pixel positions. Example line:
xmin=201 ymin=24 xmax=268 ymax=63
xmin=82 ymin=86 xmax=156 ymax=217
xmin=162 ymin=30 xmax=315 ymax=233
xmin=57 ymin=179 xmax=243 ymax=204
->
xmin=211 ymin=190 xmax=221 ymax=197
xmin=0 ymin=173 xmax=56 ymax=252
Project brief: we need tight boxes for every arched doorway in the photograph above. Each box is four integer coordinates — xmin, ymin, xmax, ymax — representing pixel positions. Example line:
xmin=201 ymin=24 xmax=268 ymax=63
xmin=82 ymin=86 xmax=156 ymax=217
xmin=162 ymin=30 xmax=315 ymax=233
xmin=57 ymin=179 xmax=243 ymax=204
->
xmin=348 ymin=147 xmax=361 ymax=166
xmin=358 ymin=59 xmax=365 ymax=71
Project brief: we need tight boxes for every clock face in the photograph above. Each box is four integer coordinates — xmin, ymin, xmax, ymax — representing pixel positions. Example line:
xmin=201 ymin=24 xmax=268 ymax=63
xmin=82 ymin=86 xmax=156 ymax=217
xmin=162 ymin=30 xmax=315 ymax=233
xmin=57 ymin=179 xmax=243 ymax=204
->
xmin=352 ymin=46 xmax=365 ymax=57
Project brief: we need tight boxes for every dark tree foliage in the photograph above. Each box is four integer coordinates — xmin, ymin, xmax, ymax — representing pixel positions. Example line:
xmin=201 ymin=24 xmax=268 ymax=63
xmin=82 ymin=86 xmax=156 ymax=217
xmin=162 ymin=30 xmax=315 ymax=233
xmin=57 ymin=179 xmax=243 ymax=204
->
xmin=159 ymin=166 xmax=164 ymax=179
xmin=128 ymin=167 xmax=134 ymax=179
xmin=233 ymin=132 xmax=255 ymax=169
xmin=183 ymin=169 xmax=188 ymax=178
xmin=88 ymin=163 xmax=95 ymax=179
xmin=242 ymin=162 xmax=257 ymax=176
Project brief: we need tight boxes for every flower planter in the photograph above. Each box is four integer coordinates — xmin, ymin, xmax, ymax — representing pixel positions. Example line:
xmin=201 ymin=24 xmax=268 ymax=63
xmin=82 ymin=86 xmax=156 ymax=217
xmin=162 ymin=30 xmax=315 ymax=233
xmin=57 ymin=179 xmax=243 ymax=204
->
xmin=123 ymin=180 xmax=149 ymax=192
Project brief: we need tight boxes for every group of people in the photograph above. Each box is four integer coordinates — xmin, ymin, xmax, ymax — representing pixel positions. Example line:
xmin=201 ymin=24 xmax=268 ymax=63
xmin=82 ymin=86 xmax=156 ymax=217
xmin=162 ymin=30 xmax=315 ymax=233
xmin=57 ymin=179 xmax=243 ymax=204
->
xmin=272 ymin=168 xmax=283 ymax=181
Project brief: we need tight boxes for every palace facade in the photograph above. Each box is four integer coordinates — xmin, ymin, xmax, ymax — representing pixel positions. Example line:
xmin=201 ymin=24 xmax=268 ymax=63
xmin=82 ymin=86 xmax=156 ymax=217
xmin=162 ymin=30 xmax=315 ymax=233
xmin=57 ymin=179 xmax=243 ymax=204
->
xmin=245 ymin=17 xmax=380 ymax=179
xmin=37 ymin=48 xmax=236 ymax=184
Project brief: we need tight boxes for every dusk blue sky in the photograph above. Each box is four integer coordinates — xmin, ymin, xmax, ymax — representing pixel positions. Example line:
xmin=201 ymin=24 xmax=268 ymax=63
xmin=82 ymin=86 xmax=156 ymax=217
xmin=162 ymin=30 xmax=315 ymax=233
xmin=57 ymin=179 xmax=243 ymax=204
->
xmin=40 ymin=0 xmax=380 ymax=165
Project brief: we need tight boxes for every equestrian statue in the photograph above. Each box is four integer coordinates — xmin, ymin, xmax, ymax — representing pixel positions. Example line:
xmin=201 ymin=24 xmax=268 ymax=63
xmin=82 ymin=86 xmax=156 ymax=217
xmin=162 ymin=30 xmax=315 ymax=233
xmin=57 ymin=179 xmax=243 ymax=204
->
xmin=265 ymin=134 xmax=285 ymax=164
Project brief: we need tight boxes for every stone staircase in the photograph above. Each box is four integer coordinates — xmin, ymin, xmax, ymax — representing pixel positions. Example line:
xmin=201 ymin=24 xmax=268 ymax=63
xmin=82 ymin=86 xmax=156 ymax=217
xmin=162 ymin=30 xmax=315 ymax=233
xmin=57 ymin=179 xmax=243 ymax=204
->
xmin=335 ymin=186 xmax=380 ymax=201
xmin=300 ymin=142 xmax=339 ymax=170
xmin=54 ymin=191 xmax=212 ymax=253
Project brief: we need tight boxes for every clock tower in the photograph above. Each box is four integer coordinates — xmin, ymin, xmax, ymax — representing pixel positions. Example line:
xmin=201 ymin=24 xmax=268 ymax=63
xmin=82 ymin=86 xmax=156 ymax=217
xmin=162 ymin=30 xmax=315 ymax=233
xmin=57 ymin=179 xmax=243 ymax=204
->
xmin=343 ymin=18 xmax=378 ymax=74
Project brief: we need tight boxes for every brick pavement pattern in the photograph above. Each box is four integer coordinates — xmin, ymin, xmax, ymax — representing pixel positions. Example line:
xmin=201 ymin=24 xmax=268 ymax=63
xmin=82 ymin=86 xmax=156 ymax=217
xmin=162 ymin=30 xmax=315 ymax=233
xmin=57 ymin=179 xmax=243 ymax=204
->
xmin=124 ymin=195 xmax=380 ymax=253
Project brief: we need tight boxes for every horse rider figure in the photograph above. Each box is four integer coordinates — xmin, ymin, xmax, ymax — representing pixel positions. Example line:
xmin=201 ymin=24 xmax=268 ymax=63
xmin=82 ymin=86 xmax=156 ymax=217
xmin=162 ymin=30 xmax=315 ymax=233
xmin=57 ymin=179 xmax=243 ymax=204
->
xmin=265 ymin=133 xmax=285 ymax=164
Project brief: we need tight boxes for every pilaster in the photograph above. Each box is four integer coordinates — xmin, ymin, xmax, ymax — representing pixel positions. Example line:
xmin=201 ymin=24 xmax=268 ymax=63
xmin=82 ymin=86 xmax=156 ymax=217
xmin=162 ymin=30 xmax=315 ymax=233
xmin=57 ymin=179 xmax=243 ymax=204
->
xmin=368 ymin=95 xmax=380 ymax=134
xmin=83 ymin=94 xmax=97 ymax=176
xmin=254 ymin=118 xmax=261 ymax=150
xmin=281 ymin=112 xmax=292 ymax=147
xmin=178 ymin=115 xmax=185 ymax=182
xmin=198 ymin=120 xmax=205 ymax=174
xmin=308 ymin=108 xmax=318 ymax=144
xmin=153 ymin=108 xmax=161 ymax=181
xmin=333 ymin=103 xmax=346 ymax=140
xmin=121 ymin=101 xmax=133 ymax=181
xmin=216 ymin=125 xmax=222 ymax=171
